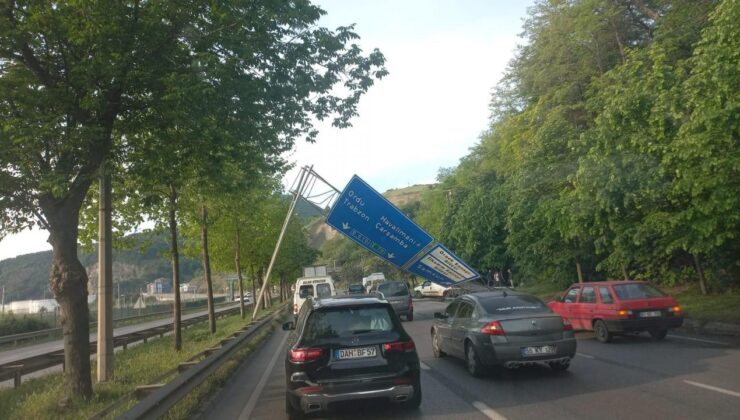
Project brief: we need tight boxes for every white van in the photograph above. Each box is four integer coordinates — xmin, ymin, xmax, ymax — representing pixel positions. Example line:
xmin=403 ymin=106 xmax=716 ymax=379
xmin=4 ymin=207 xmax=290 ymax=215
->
xmin=293 ymin=276 xmax=336 ymax=315
xmin=362 ymin=272 xmax=386 ymax=292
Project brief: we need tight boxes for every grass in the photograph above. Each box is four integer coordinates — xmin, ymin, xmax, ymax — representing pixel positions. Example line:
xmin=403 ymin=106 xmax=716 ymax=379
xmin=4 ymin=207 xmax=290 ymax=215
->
xmin=0 ymin=303 xmax=284 ymax=420
xmin=668 ymin=286 xmax=740 ymax=324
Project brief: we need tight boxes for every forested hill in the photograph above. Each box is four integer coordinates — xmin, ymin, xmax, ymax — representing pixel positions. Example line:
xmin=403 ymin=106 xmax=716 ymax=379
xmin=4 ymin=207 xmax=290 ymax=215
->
xmin=0 ymin=234 xmax=201 ymax=302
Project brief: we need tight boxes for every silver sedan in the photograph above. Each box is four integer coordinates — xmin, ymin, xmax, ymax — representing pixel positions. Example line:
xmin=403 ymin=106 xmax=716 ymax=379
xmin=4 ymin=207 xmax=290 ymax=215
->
xmin=431 ymin=290 xmax=576 ymax=377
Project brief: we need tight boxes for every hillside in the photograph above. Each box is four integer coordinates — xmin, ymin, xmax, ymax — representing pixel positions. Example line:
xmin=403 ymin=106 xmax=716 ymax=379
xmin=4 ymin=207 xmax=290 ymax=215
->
xmin=0 ymin=233 xmax=201 ymax=301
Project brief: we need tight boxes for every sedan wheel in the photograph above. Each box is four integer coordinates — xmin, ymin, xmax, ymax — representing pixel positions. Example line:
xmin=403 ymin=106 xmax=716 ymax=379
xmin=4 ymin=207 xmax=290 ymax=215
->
xmin=594 ymin=319 xmax=612 ymax=343
xmin=414 ymin=291 xmax=422 ymax=299
xmin=649 ymin=328 xmax=668 ymax=340
xmin=548 ymin=359 xmax=571 ymax=371
xmin=432 ymin=330 xmax=445 ymax=358
xmin=466 ymin=343 xmax=485 ymax=377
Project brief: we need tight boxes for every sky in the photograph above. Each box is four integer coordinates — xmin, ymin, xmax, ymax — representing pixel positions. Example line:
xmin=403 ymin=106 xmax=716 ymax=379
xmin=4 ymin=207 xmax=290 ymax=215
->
xmin=0 ymin=0 xmax=534 ymax=262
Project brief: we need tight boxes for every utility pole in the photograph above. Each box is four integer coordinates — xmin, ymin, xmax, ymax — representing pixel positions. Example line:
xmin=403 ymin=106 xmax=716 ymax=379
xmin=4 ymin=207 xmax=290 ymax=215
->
xmin=97 ymin=164 xmax=114 ymax=382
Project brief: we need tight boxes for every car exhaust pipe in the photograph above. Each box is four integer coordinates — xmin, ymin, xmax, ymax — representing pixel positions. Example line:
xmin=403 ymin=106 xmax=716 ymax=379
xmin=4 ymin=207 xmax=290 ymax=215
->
xmin=306 ymin=403 xmax=321 ymax=411
xmin=395 ymin=394 xmax=409 ymax=402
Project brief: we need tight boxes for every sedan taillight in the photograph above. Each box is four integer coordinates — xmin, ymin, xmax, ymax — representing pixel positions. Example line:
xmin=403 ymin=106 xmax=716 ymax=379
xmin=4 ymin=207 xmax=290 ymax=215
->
xmin=383 ymin=341 xmax=416 ymax=352
xmin=289 ymin=348 xmax=323 ymax=362
xmin=480 ymin=321 xmax=505 ymax=336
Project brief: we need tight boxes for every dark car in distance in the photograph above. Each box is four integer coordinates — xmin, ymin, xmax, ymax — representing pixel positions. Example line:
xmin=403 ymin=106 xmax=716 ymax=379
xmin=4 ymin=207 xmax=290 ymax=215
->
xmin=283 ymin=295 xmax=421 ymax=418
xmin=347 ymin=283 xmax=365 ymax=295
xmin=432 ymin=291 xmax=576 ymax=377
xmin=376 ymin=281 xmax=413 ymax=321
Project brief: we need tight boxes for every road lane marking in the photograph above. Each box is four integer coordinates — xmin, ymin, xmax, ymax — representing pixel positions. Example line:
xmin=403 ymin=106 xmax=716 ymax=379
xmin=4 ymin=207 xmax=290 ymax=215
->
xmin=420 ymin=361 xmax=431 ymax=370
xmin=239 ymin=331 xmax=290 ymax=420
xmin=684 ymin=380 xmax=740 ymax=398
xmin=473 ymin=401 xmax=508 ymax=420
xmin=668 ymin=335 xmax=729 ymax=346
xmin=576 ymin=352 xmax=595 ymax=359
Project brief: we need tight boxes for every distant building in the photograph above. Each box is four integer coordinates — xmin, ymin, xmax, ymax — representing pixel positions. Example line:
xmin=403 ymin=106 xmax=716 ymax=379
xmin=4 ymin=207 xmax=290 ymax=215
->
xmin=180 ymin=283 xmax=197 ymax=293
xmin=7 ymin=299 xmax=58 ymax=314
xmin=147 ymin=278 xmax=172 ymax=294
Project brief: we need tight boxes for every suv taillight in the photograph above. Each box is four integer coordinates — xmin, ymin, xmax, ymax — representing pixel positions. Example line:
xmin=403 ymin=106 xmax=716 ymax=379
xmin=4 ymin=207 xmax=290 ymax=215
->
xmin=383 ymin=341 xmax=415 ymax=353
xmin=562 ymin=317 xmax=573 ymax=331
xmin=480 ymin=321 xmax=505 ymax=335
xmin=289 ymin=348 xmax=323 ymax=362
xmin=293 ymin=304 xmax=298 ymax=314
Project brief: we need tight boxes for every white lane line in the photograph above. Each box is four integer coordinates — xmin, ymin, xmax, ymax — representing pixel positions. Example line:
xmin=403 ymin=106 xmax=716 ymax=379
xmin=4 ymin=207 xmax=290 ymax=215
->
xmin=684 ymin=380 xmax=740 ymax=398
xmin=472 ymin=401 xmax=508 ymax=420
xmin=239 ymin=331 xmax=290 ymax=420
xmin=668 ymin=335 xmax=729 ymax=346
xmin=419 ymin=361 xmax=431 ymax=370
xmin=576 ymin=352 xmax=595 ymax=359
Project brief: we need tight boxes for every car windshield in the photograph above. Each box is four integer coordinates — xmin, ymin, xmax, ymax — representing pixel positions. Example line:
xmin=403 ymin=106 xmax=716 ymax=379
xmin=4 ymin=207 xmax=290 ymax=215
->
xmin=302 ymin=306 xmax=396 ymax=345
xmin=612 ymin=283 xmax=667 ymax=300
xmin=480 ymin=295 xmax=549 ymax=315
xmin=378 ymin=282 xmax=408 ymax=297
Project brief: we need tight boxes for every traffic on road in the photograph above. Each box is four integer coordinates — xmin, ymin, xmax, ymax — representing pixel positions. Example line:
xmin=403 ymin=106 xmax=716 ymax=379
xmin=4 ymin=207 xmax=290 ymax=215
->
xmin=204 ymin=295 xmax=740 ymax=420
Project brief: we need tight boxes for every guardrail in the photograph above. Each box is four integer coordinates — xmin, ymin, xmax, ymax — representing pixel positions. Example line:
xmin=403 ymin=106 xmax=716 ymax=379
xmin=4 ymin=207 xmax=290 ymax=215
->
xmin=0 ymin=300 xmax=240 ymax=348
xmin=0 ymin=303 xmax=248 ymax=387
xmin=118 ymin=303 xmax=288 ymax=419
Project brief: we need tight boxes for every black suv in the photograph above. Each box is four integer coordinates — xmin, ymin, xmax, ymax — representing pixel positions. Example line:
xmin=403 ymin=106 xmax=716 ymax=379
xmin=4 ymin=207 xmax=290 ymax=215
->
xmin=282 ymin=295 xmax=421 ymax=418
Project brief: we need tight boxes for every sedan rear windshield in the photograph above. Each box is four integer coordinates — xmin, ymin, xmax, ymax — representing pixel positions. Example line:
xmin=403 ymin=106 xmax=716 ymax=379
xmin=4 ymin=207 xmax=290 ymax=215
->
xmin=612 ymin=283 xmax=667 ymax=300
xmin=302 ymin=306 xmax=396 ymax=345
xmin=378 ymin=282 xmax=409 ymax=297
xmin=480 ymin=295 xmax=549 ymax=315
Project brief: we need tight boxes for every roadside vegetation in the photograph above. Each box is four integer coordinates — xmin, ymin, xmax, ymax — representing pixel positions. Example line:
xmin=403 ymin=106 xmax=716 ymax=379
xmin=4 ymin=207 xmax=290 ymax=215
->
xmin=0 ymin=306 xmax=280 ymax=420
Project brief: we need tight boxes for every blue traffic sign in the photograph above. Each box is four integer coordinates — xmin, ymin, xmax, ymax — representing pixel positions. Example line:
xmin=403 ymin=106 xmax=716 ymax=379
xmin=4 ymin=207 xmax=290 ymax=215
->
xmin=407 ymin=244 xmax=480 ymax=286
xmin=326 ymin=175 xmax=434 ymax=267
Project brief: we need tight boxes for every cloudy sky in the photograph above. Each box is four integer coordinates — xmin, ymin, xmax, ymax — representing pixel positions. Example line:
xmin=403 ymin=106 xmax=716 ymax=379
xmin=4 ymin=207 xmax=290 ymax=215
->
xmin=0 ymin=0 xmax=534 ymax=261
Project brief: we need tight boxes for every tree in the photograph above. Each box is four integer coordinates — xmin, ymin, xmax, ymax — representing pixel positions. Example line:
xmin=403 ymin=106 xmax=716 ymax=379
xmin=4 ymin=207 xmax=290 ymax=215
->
xmin=1 ymin=0 xmax=385 ymax=399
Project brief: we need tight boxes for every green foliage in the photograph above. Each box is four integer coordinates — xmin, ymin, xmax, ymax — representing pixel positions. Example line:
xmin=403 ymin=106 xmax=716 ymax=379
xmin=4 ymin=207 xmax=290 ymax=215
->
xmin=413 ymin=0 xmax=737 ymax=291
xmin=0 ymin=313 xmax=51 ymax=336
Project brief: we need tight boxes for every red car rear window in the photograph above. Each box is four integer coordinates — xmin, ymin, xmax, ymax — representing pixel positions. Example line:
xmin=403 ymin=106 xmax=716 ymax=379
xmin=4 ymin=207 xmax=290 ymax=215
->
xmin=612 ymin=283 xmax=667 ymax=300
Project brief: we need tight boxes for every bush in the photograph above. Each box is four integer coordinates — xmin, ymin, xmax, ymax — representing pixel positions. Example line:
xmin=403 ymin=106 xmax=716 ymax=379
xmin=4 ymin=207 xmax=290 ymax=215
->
xmin=0 ymin=314 xmax=52 ymax=336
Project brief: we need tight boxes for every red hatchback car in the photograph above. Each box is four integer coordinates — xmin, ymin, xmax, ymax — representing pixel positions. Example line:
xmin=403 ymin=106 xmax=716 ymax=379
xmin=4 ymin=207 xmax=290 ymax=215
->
xmin=548 ymin=281 xmax=683 ymax=343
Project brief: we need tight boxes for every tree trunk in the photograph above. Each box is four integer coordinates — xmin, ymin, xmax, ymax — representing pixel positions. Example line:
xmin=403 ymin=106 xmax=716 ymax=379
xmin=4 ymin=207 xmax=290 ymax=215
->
xmin=168 ymin=185 xmax=182 ymax=350
xmin=235 ymin=225 xmax=245 ymax=319
xmin=575 ymin=258 xmax=584 ymax=283
xmin=48 ymin=210 xmax=93 ymax=400
xmin=692 ymin=254 xmax=708 ymax=295
xmin=250 ymin=265 xmax=257 ymax=315
xmin=200 ymin=204 xmax=215 ymax=334
xmin=621 ymin=265 xmax=629 ymax=281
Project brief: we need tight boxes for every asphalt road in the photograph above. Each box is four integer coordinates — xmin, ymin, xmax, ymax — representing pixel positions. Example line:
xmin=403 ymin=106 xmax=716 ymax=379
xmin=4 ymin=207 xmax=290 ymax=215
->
xmin=203 ymin=299 xmax=740 ymax=420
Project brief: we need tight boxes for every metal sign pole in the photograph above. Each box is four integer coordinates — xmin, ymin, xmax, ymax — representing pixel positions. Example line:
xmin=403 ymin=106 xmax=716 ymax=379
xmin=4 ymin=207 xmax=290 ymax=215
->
xmin=251 ymin=166 xmax=313 ymax=319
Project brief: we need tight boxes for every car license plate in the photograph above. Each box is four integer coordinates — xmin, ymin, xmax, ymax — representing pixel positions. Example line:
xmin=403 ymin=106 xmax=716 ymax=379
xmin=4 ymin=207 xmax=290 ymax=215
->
xmin=640 ymin=311 xmax=662 ymax=318
xmin=335 ymin=346 xmax=377 ymax=360
xmin=521 ymin=345 xmax=556 ymax=357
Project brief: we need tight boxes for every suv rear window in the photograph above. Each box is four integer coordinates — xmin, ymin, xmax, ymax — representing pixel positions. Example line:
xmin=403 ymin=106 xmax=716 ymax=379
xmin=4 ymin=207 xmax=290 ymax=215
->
xmin=378 ymin=282 xmax=409 ymax=297
xmin=299 ymin=284 xmax=313 ymax=297
xmin=480 ymin=295 xmax=549 ymax=315
xmin=302 ymin=306 xmax=396 ymax=345
xmin=612 ymin=283 xmax=667 ymax=300
xmin=316 ymin=283 xmax=332 ymax=298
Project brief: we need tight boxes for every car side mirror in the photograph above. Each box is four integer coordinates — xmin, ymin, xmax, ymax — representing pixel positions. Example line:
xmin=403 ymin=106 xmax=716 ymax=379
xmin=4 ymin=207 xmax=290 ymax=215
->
xmin=434 ymin=312 xmax=448 ymax=319
xmin=282 ymin=321 xmax=295 ymax=331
